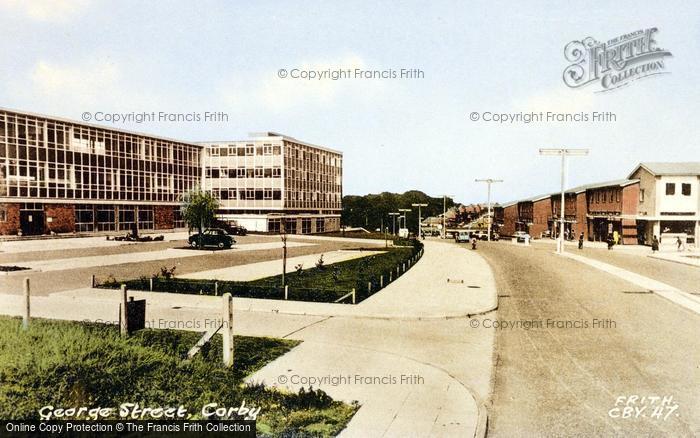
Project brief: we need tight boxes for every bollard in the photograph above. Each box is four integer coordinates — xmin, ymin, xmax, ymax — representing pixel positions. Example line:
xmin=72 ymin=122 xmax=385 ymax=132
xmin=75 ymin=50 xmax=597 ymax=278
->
xmin=120 ymin=284 xmax=128 ymax=336
xmin=222 ymin=293 xmax=234 ymax=367
xmin=284 ymin=285 xmax=289 ymax=300
xmin=23 ymin=278 xmax=30 ymax=330
xmin=380 ymin=275 xmax=384 ymax=288
xmin=215 ymin=281 xmax=219 ymax=296
xmin=149 ymin=277 xmax=153 ymax=291
xmin=352 ymin=288 xmax=356 ymax=304
xmin=368 ymin=282 xmax=372 ymax=294
xmin=389 ymin=272 xmax=392 ymax=282
xmin=91 ymin=274 xmax=96 ymax=288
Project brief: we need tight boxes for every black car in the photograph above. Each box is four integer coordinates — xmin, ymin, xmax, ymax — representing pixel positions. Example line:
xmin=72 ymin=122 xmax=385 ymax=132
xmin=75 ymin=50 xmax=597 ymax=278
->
xmin=189 ymin=228 xmax=235 ymax=249
xmin=213 ymin=219 xmax=248 ymax=236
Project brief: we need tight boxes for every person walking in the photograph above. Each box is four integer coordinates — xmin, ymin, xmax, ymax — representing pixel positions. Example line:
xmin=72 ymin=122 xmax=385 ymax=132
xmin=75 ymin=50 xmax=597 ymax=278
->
xmin=652 ymin=235 xmax=660 ymax=253
xmin=676 ymin=236 xmax=684 ymax=252
xmin=471 ymin=236 xmax=477 ymax=250
xmin=606 ymin=234 xmax=614 ymax=250
xmin=578 ymin=232 xmax=584 ymax=250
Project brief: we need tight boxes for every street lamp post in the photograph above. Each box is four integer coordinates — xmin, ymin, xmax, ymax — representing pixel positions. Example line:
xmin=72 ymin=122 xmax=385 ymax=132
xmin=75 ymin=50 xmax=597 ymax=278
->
xmin=475 ymin=179 xmax=503 ymax=242
xmin=398 ymin=209 xmax=411 ymax=235
xmin=412 ymin=203 xmax=428 ymax=238
xmin=539 ymin=148 xmax=589 ymax=254
xmin=389 ymin=212 xmax=399 ymax=235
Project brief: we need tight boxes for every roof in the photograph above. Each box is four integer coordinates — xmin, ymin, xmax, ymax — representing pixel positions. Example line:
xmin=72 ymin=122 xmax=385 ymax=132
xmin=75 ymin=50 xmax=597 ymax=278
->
xmin=568 ymin=179 xmax=639 ymax=194
xmin=0 ymin=106 xmax=204 ymax=148
xmin=198 ymin=132 xmax=342 ymax=155
xmin=629 ymin=162 xmax=700 ymax=178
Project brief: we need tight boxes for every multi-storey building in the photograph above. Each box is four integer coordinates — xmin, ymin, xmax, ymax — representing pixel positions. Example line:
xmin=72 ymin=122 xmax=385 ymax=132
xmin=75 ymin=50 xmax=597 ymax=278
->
xmin=629 ymin=162 xmax=700 ymax=245
xmin=0 ymin=108 xmax=202 ymax=236
xmin=584 ymin=179 xmax=639 ymax=244
xmin=200 ymin=132 xmax=342 ymax=234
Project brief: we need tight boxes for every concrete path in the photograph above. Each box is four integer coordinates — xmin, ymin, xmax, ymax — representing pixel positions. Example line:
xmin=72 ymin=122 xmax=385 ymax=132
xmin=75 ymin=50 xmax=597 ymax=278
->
xmin=649 ymin=251 xmax=700 ymax=267
xmin=6 ymin=241 xmax=316 ymax=273
xmin=561 ymin=251 xmax=700 ymax=315
xmin=0 ymin=239 xmax=497 ymax=438
xmin=0 ymin=232 xmax=190 ymax=254
xmin=180 ymin=249 xmax=385 ymax=281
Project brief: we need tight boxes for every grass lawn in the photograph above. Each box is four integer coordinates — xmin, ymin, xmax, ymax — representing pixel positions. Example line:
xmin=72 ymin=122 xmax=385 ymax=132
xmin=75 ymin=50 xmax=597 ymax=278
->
xmin=97 ymin=241 xmax=423 ymax=303
xmin=0 ymin=316 xmax=356 ymax=436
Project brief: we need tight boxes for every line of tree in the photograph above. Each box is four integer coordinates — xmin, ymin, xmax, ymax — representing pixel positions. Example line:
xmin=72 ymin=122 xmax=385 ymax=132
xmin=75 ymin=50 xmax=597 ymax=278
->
xmin=341 ymin=191 xmax=456 ymax=234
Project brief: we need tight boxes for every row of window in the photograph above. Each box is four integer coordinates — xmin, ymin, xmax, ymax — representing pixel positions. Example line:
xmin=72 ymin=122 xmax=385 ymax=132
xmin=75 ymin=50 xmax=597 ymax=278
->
xmin=206 ymin=167 xmax=282 ymax=178
xmin=207 ymin=144 xmax=281 ymax=157
xmin=212 ymin=188 xmax=282 ymax=201
xmin=665 ymin=182 xmax=692 ymax=196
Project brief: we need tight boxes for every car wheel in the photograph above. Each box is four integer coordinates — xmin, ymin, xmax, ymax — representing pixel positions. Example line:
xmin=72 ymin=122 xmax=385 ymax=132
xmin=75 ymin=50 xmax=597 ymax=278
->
xmin=217 ymin=242 xmax=225 ymax=249
xmin=190 ymin=240 xmax=198 ymax=248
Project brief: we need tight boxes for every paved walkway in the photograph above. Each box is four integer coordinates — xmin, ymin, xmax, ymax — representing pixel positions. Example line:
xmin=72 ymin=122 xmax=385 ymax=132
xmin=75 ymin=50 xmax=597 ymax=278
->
xmin=0 ymin=239 xmax=497 ymax=437
xmin=561 ymin=251 xmax=700 ymax=315
xmin=0 ymin=232 xmax=190 ymax=254
xmin=650 ymin=251 xmax=700 ymax=267
xmin=180 ymin=249 xmax=385 ymax=281
xmin=5 ymin=242 xmax=316 ymax=273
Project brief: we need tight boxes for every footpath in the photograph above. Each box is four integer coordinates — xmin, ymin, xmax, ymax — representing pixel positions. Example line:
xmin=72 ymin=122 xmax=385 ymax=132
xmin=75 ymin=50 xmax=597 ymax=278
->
xmin=0 ymin=239 xmax=498 ymax=438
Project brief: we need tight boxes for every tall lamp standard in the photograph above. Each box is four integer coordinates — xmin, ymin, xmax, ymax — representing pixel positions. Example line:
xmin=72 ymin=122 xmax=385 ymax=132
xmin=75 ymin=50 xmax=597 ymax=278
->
xmin=412 ymin=203 xmax=428 ymax=238
xmin=388 ymin=212 xmax=400 ymax=235
xmin=539 ymin=148 xmax=589 ymax=254
xmin=442 ymin=195 xmax=454 ymax=239
xmin=398 ymin=209 xmax=411 ymax=235
xmin=474 ymin=179 xmax=503 ymax=242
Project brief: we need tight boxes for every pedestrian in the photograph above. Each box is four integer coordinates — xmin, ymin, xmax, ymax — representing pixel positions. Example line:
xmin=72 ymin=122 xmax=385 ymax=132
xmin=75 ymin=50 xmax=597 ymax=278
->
xmin=606 ymin=234 xmax=614 ymax=250
xmin=578 ymin=232 xmax=584 ymax=250
xmin=676 ymin=236 xmax=683 ymax=252
xmin=651 ymin=235 xmax=660 ymax=253
xmin=471 ymin=237 xmax=477 ymax=250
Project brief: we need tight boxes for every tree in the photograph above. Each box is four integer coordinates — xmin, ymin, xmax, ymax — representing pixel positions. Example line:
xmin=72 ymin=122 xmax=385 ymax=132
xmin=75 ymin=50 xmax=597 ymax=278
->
xmin=180 ymin=186 xmax=219 ymax=248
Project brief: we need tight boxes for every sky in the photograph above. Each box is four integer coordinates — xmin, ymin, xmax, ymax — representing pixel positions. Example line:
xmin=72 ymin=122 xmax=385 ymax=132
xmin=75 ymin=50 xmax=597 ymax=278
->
xmin=1 ymin=0 xmax=698 ymax=205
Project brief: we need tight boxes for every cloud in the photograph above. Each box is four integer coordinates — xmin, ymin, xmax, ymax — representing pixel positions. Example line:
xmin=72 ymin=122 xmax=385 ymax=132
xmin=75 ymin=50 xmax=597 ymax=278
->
xmin=0 ymin=0 xmax=91 ymax=22
xmin=219 ymin=54 xmax=389 ymax=112
xmin=31 ymin=59 xmax=120 ymax=106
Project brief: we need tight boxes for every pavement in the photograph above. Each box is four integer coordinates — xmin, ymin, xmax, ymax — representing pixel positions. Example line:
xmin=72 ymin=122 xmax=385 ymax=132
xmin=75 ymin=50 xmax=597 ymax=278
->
xmin=180 ymin=249 xmax=386 ymax=281
xmin=0 ymin=238 xmax=498 ymax=437
xmin=4 ymin=241 xmax=316 ymax=273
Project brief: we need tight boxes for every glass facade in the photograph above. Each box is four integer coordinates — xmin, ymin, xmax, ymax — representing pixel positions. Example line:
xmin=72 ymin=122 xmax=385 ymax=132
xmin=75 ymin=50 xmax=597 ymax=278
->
xmin=0 ymin=110 xmax=201 ymax=203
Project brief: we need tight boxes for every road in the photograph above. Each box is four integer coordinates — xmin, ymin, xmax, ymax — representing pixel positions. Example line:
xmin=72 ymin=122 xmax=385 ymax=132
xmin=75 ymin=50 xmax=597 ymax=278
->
xmin=477 ymin=241 xmax=700 ymax=437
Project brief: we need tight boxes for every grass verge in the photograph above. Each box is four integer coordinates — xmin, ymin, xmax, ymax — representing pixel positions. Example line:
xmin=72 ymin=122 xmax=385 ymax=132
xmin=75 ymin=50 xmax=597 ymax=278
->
xmin=0 ymin=316 xmax=356 ymax=436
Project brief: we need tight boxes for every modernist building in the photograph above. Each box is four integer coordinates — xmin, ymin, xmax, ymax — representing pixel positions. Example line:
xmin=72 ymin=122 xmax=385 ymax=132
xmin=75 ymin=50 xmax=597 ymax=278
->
xmin=584 ymin=179 xmax=640 ymax=244
xmin=0 ymin=108 xmax=202 ymax=236
xmin=629 ymin=162 xmax=700 ymax=245
xmin=200 ymin=132 xmax=342 ymax=234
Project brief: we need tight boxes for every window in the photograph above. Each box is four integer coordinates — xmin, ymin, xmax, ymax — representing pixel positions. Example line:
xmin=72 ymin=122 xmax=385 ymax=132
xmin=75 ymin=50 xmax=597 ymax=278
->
xmin=272 ymin=167 xmax=281 ymax=177
xmin=301 ymin=218 xmax=312 ymax=234
xmin=666 ymin=183 xmax=675 ymax=195
xmin=245 ymin=145 xmax=254 ymax=156
xmin=263 ymin=144 xmax=273 ymax=155
xmin=0 ymin=208 xmax=6 ymax=222
xmin=682 ymin=183 xmax=691 ymax=196
xmin=210 ymin=147 xmax=220 ymax=156
xmin=639 ymin=189 xmax=645 ymax=203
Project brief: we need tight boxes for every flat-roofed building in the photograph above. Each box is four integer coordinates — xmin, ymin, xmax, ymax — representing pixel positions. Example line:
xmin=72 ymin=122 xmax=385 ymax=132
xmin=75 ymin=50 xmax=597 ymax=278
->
xmin=584 ymin=179 xmax=640 ymax=244
xmin=200 ymin=132 xmax=342 ymax=234
xmin=0 ymin=108 xmax=202 ymax=236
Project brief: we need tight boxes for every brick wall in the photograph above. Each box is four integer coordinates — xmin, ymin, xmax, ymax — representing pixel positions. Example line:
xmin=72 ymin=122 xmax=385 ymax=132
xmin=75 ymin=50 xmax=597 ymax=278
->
xmin=44 ymin=204 xmax=75 ymax=234
xmin=155 ymin=205 xmax=175 ymax=230
xmin=574 ymin=192 xmax=588 ymax=239
xmin=501 ymin=205 xmax=518 ymax=236
xmin=531 ymin=198 xmax=551 ymax=238
xmin=0 ymin=203 xmax=20 ymax=235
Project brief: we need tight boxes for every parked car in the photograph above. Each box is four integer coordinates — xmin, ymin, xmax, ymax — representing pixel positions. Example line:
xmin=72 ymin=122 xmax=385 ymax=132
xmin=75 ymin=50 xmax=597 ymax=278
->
xmin=514 ymin=231 xmax=531 ymax=243
xmin=454 ymin=230 xmax=471 ymax=243
xmin=189 ymin=228 xmax=235 ymax=249
xmin=213 ymin=219 xmax=247 ymax=236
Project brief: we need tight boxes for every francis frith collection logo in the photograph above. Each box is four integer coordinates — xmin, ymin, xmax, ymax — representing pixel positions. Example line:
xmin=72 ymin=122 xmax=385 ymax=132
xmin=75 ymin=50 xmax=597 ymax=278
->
xmin=563 ymin=27 xmax=672 ymax=92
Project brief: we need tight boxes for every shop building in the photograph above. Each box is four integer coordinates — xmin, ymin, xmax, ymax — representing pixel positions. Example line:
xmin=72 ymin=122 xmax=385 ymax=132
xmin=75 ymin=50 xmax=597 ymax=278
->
xmin=629 ymin=162 xmax=700 ymax=245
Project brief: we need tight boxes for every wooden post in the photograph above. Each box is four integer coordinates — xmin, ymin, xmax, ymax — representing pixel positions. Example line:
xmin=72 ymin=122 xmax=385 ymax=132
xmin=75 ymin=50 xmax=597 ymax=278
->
xmin=149 ymin=277 xmax=153 ymax=291
xmin=389 ymin=272 xmax=392 ymax=282
xmin=402 ymin=263 xmax=406 ymax=273
xmin=91 ymin=274 xmax=96 ymax=288
xmin=368 ymin=282 xmax=372 ymax=294
xmin=222 ymin=293 xmax=234 ymax=367
xmin=380 ymin=275 xmax=384 ymax=288
xmin=284 ymin=285 xmax=289 ymax=300
xmin=22 ymin=278 xmax=30 ymax=330
xmin=352 ymin=288 xmax=356 ymax=304
xmin=214 ymin=281 xmax=219 ymax=296
xmin=120 ymin=284 xmax=128 ymax=336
